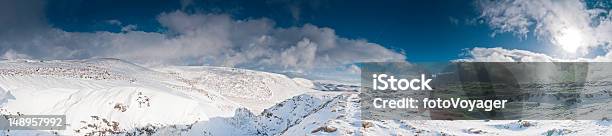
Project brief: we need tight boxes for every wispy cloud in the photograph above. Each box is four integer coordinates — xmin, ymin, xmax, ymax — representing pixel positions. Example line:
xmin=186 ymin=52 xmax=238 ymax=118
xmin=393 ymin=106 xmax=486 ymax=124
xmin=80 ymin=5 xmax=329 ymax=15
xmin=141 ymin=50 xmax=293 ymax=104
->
xmin=106 ymin=20 xmax=122 ymax=26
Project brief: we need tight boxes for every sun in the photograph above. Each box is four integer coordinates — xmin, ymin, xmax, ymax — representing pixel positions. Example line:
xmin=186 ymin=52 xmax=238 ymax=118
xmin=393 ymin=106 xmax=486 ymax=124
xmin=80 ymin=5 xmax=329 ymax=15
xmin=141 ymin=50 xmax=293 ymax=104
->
xmin=555 ymin=27 xmax=584 ymax=53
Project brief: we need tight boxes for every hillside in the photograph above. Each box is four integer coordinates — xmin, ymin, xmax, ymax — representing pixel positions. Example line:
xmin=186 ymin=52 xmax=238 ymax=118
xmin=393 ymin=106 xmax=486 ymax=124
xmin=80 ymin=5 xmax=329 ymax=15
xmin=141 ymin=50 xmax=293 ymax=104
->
xmin=0 ymin=59 xmax=610 ymax=136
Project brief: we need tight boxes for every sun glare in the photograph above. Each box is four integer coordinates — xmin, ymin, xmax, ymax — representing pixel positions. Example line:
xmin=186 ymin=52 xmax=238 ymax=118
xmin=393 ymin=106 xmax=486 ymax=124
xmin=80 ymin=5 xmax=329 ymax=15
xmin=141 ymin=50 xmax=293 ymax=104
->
xmin=556 ymin=27 xmax=584 ymax=53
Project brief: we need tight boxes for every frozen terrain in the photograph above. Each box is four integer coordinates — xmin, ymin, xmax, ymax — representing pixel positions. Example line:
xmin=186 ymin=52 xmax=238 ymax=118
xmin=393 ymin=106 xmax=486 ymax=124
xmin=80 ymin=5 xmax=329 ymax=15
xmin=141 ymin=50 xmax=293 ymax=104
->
xmin=0 ymin=59 xmax=610 ymax=135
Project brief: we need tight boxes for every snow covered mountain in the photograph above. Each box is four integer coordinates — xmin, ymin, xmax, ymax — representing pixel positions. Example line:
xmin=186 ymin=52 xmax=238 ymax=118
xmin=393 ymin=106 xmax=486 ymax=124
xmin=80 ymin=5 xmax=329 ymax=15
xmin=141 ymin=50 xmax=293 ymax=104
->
xmin=0 ymin=59 xmax=610 ymax=136
xmin=0 ymin=58 xmax=322 ymax=135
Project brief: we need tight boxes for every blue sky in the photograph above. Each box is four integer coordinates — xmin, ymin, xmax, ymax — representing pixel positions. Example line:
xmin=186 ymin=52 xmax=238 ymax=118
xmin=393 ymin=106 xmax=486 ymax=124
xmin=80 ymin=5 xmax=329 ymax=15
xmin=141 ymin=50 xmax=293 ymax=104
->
xmin=44 ymin=0 xmax=547 ymax=62
xmin=1 ymin=0 xmax=611 ymax=81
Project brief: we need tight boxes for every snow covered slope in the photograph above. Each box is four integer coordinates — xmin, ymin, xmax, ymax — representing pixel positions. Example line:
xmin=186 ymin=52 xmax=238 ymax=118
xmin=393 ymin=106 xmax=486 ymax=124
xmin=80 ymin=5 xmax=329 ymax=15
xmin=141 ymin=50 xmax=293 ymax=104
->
xmin=0 ymin=59 xmax=314 ymax=135
xmin=154 ymin=66 xmax=312 ymax=113
xmin=0 ymin=59 xmax=610 ymax=136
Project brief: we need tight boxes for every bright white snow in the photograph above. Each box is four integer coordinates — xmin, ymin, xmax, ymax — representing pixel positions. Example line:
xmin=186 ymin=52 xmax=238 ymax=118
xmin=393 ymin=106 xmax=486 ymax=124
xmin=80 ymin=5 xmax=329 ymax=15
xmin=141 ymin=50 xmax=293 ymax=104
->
xmin=0 ymin=59 xmax=609 ymax=136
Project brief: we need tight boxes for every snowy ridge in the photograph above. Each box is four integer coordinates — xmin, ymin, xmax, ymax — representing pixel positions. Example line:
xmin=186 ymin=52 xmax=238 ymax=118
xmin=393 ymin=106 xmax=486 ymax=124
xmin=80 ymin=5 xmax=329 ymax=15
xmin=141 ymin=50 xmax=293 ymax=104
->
xmin=0 ymin=59 xmax=610 ymax=135
xmin=181 ymin=92 xmax=343 ymax=135
xmin=0 ymin=59 xmax=319 ymax=135
xmin=154 ymin=66 xmax=312 ymax=113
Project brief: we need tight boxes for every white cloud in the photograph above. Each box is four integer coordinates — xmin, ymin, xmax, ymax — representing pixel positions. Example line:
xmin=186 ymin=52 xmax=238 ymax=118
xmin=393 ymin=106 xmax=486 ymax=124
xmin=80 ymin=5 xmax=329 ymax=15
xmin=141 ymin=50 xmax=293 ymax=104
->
xmin=459 ymin=47 xmax=612 ymax=62
xmin=153 ymin=11 xmax=406 ymax=70
xmin=459 ymin=47 xmax=559 ymax=62
xmin=0 ymin=0 xmax=405 ymax=77
xmin=477 ymin=0 xmax=612 ymax=55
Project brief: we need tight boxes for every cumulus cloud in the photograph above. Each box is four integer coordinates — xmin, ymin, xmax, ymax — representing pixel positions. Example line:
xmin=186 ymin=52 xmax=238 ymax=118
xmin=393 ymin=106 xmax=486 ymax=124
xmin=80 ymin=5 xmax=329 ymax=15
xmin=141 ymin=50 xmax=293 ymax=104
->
xmin=153 ymin=11 xmax=405 ymax=70
xmin=0 ymin=0 xmax=405 ymax=76
xmin=477 ymin=0 xmax=612 ymax=55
